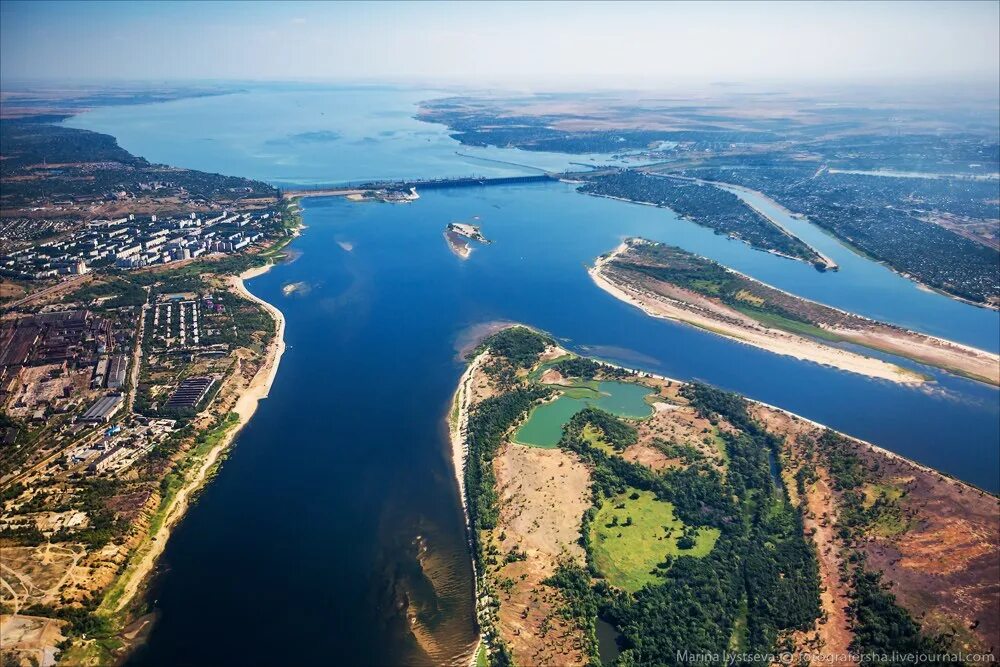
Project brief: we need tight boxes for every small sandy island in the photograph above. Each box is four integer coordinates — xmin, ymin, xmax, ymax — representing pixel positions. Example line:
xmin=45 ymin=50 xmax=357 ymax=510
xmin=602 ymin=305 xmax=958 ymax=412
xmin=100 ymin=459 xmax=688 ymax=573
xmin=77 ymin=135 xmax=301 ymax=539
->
xmin=282 ymin=281 xmax=308 ymax=296
xmin=445 ymin=221 xmax=490 ymax=260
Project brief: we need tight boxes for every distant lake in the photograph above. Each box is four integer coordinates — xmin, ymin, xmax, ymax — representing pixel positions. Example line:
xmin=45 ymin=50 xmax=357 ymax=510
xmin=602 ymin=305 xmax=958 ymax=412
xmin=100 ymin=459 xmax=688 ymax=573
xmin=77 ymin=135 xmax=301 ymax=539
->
xmin=66 ymin=86 xmax=999 ymax=667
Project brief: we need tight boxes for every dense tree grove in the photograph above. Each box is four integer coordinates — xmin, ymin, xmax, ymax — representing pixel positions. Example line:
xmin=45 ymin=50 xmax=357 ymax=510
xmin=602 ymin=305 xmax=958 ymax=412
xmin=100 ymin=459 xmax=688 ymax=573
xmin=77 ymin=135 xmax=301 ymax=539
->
xmin=475 ymin=327 xmax=554 ymax=368
xmin=849 ymin=569 xmax=948 ymax=660
xmin=552 ymin=357 xmax=633 ymax=380
xmin=568 ymin=408 xmax=638 ymax=450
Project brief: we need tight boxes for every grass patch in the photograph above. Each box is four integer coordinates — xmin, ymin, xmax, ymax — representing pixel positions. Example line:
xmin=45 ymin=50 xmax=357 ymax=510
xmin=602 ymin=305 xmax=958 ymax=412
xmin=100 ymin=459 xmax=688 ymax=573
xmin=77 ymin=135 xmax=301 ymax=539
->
xmin=561 ymin=385 xmax=601 ymax=399
xmin=729 ymin=595 xmax=749 ymax=651
xmin=582 ymin=424 xmax=618 ymax=456
xmin=475 ymin=642 xmax=489 ymax=667
xmin=862 ymin=482 xmax=911 ymax=537
xmin=590 ymin=489 xmax=720 ymax=593
xmin=526 ymin=354 xmax=574 ymax=381
xmin=733 ymin=306 xmax=846 ymax=343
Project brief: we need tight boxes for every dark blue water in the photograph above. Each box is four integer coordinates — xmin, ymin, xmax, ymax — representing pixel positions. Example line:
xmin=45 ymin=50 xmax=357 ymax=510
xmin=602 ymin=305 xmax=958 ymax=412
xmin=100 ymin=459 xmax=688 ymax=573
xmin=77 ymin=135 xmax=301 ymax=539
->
xmin=130 ymin=183 xmax=998 ymax=666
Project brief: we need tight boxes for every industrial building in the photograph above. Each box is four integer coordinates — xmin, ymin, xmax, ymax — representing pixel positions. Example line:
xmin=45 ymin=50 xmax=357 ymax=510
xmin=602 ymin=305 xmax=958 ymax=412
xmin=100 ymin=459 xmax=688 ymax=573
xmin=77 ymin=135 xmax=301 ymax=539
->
xmin=106 ymin=354 xmax=128 ymax=390
xmin=79 ymin=394 xmax=123 ymax=423
xmin=163 ymin=376 xmax=215 ymax=410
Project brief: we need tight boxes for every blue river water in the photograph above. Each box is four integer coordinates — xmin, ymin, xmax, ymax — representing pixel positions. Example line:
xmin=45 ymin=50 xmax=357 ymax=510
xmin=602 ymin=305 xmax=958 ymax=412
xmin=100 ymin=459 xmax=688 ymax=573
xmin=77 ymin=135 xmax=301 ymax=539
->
xmin=64 ymin=86 xmax=999 ymax=666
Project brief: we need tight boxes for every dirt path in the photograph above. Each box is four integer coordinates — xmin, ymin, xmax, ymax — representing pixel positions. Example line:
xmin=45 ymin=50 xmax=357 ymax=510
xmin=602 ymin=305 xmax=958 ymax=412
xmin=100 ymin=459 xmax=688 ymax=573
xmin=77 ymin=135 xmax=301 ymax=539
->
xmin=798 ymin=466 xmax=853 ymax=656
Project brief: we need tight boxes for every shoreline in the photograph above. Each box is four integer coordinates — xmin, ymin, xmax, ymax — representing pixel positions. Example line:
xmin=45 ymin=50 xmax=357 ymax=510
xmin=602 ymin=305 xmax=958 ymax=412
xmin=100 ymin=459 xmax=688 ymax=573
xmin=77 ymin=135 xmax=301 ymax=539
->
xmin=685 ymin=176 xmax=999 ymax=312
xmin=448 ymin=352 xmax=486 ymax=667
xmin=589 ymin=244 xmax=925 ymax=386
xmin=101 ymin=260 xmax=287 ymax=620
xmin=642 ymin=172 xmax=839 ymax=271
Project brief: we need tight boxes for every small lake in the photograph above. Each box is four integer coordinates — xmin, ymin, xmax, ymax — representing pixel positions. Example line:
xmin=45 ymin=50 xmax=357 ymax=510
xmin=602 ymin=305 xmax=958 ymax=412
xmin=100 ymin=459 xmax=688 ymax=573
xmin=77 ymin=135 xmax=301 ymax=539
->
xmin=514 ymin=381 xmax=655 ymax=447
xmin=596 ymin=617 xmax=623 ymax=665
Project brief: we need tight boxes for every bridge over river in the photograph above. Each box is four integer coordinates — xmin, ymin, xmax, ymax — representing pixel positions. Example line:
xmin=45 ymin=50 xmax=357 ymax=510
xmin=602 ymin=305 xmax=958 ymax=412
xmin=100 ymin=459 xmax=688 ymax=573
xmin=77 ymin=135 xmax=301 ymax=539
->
xmin=281 ymin=169 xmax=624 ymax=200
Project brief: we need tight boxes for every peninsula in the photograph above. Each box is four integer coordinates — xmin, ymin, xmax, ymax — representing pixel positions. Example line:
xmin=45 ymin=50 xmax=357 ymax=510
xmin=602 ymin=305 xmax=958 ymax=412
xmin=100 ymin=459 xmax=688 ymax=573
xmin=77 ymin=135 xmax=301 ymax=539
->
xmin=590 ymin=239 xmax=1000 ymax=386
xmin=451 ymin=326 xmax=998 ymax=666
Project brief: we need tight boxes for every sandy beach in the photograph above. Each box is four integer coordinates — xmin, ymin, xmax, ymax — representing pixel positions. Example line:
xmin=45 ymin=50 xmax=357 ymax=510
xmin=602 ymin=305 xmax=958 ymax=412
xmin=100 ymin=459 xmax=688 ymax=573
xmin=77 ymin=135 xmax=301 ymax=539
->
xmin=445 ymin=230 xmax=473 ymax=259
xmin=448 ymin=351 xmax=486 ymax=666
xmin=107 ymin=262 xmax=287 ymax=615
xmin=590 ymin=244 xmax=924 ymax=385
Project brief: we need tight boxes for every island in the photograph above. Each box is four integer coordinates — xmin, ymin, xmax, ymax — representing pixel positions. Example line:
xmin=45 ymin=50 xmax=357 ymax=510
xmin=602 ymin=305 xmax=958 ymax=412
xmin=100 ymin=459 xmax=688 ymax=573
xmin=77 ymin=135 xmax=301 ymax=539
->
xmin=450 ymin=326 xmax=998 ymax=666
xmin=590 ymin=239 xmax=1000 ymax=386
xmin=445 ymin=221 xmax=491 ymax=260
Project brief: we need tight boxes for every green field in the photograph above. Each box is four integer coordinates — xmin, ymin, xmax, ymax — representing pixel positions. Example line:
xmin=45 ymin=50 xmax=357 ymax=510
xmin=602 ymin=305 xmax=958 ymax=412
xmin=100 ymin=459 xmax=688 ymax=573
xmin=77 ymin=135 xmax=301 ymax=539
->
xmin=582 ymin=424 xmax=617 ymax=455
xmin=590 ymin=489 xmax=720 ymax=592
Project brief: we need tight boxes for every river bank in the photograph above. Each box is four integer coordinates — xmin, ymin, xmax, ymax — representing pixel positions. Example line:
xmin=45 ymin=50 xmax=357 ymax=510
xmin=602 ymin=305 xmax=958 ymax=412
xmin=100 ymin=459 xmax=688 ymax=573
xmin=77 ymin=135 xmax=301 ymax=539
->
xmin=85 ymin=260 xmax=288 ymax=660
xmin=697 ymin=176 xmax=999 ymax=312
xmin=448 ymin=352 xmax=486 ymax=667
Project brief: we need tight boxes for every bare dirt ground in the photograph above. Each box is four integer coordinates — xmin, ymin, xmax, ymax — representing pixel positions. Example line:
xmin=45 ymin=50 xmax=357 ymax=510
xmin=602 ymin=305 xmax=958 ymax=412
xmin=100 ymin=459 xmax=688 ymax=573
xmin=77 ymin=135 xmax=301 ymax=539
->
xmin=488 ymin=442 xmax=592 ymax=666
xmin=4 ymin=363 xmax=94 ymax=419
xmin=1 ymin=544 xmax=86 ymax=612
xmin=0 ymin=614 xmax=66 ymax=667
xmin=859 ymin=458 xmax=999 ymax=650
xmin=0 ymin=280 xmax=27 ymax=300
xmin=624 ymin=387 xmax=730 ymax=473
xmin=466 ymin=353 xmax=500 ymax=406
xmin=752 ymin=404 xmax=1000 ymax=654
xmin=0 ymin=489 xmax=157 ymax=622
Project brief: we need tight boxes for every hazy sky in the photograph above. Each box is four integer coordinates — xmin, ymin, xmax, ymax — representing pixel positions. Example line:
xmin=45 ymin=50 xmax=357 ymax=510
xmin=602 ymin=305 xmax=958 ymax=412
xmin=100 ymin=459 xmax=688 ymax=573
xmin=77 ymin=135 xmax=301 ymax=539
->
xmin=2 ymin=1 xmax=998 ymax=88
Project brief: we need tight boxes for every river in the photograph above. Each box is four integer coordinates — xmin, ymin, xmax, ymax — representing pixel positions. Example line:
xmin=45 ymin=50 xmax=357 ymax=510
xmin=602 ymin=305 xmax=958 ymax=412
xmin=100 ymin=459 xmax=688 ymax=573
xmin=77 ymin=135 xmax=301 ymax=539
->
xmin=64 ymin=85 xmax=999 ymax=666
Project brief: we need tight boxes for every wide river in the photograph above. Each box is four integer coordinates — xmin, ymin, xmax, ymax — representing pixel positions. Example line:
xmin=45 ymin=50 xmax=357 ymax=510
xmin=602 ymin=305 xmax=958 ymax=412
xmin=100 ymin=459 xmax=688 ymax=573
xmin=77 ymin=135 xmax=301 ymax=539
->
xmin=67 ymin=85 xmax=999 ymax=666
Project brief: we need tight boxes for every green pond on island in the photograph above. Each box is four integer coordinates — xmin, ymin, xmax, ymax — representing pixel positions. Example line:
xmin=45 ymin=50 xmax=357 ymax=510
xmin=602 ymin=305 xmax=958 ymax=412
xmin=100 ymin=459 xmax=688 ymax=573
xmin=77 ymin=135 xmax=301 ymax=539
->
xmin=513 ymin=381 xmax=654 ymax=448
